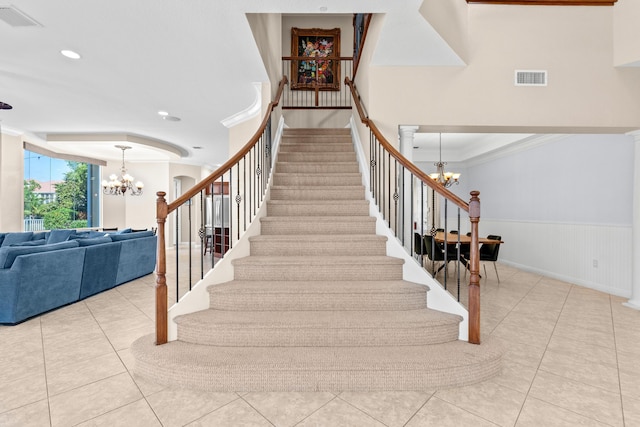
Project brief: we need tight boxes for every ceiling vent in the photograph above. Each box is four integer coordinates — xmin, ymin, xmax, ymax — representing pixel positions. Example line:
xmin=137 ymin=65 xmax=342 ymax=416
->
xmin=0 ymin=5 xmax=41 ymax=27
xmin=515 ymin=70 xmax=547 ymax=87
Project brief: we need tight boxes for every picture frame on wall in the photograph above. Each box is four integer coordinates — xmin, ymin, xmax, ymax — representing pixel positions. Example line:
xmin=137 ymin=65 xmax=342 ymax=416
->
xmin=291 ymin=27 xmax=341 ymax=91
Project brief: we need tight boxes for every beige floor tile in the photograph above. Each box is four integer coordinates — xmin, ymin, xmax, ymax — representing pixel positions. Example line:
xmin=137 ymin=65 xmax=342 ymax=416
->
xmin=44 ymin=335 xmax=114 ymax=370
xmin=0 ymin=369 xmax=47 ymax=413
xmin=338 ymin=391 xmax=433 ymax=427
xmin=0 ymin=399 xmax=50 ymax=427
xmin=613 ymin=329 xmax=640 ymax=356
xmin=617 ymin=349 xmax=640 ymax=376
xmin=551 ymin=323 xmax=616 ymax=349
xmin=528 ymin=370 xmax=623 ymax=427
xmin=293 ymin=398 xmax=385 ymax=427
xmin=435 ymin=378 xmax=526 ymax=426
xmin=491 ymin=359 xmax=538 ymax=394
xmin=515 ymin=397 xmax=610 ymax=426
xmin=0 ymin=348 xmax=45 ymax=384
xmin=619 ymin=370 xmax=640 ymax=401
xmin=146 ymin=387 xmax=239 ymax=427
xmin=103 ymin=323 xmax=154 ymax=351
xmin=49 ymin=372 xmax=142 ymax=427
xmin=76 ymin=398 xmax=161 ymax=427
xmin=117 ymin=348 xmax=166 ymax=396
xmin=46 ymin=352 xmax=127 ymax=396
xmin=405 ymin=396 xmax=497 ymax=427
xmin=538 ymin=349 xmax=620 ymax=393
xmin=492 ymin=337 xmax=546 ymax=369
xmin=243 ymin=392 xmax=335 ymax=427
xmin=622 ymin=396 xmax=640 ymax=427
xmin=185 ymin=398 xmax=273 ymax=427
xmin=546 ymin=334 xmax=617 ymax=367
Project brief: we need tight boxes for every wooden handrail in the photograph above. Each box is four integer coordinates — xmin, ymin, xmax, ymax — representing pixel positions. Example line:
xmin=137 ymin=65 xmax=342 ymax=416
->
xmin=167 ymin=76 xmax=288 ymax=214
xmin=346 ymin=76 xmax=482 ymax=344
xmin=345 ymin=78 xmax=470 ymax=212
xmin=154 ymin=76 xmax=288 ymax=345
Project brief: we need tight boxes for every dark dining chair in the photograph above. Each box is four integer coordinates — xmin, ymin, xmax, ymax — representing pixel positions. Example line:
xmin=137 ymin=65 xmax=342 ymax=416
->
xmin=414 ymin=232 xmax=427 ymax=267
xmin=424 ymin=235 xmax=459 ymax=277
xmin=480 ymin=234 xmax=502 ymax=283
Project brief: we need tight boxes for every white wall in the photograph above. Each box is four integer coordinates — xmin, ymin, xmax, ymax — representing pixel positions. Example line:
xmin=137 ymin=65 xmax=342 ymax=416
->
xmin=419 ymin=134 xmax=634 ymax=297
xmin=0 ymin=132 xmax=24 ymax=231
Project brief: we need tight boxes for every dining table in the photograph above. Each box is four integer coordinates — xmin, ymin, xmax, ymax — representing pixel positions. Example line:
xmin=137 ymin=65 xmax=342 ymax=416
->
xmin=433 ymin=231 xmax=504 ymax=245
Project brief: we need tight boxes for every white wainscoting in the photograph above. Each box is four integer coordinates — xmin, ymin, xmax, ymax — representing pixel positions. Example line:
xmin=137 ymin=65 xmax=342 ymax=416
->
xmin=481 ymin=219 xmax=633 ymax=298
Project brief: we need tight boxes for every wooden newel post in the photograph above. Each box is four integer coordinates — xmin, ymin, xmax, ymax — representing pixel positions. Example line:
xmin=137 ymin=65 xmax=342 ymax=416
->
xmin=155 ymin=191 xmax=168 ymax=345
xmin=468 ymin=190 xmax=481 ymax=344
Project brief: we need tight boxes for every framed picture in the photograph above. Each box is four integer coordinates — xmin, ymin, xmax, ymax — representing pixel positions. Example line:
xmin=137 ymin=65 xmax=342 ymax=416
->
xmin=291 ymin=27 xmax=340 ymax=91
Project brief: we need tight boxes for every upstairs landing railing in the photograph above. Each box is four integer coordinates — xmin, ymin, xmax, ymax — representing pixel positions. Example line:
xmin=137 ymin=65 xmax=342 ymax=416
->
xmin=153 ymin=77 xmax=287 ymax=345
xmin=346 ymin=78 xmax=483 ymax=344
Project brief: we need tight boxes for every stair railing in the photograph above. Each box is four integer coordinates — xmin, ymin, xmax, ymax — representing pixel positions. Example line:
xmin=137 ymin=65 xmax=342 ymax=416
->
xmin=154 ymin=77 xmax=288 ymax=345
xmin=346 ymin=77 xmax=482 ymax=344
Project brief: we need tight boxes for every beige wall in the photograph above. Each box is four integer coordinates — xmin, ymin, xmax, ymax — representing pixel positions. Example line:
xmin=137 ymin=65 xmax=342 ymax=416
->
xmin=365 ymin=5 xmax=640 ymax=145
xmin=282 ymin=14 xmax=354 ymax=58
xmin=419 ymin=0 xmax=469 ymax=63
xmin=247 ymin=13 xmax=283 ymax=100
xmin=613 ymin=0 xmax=640 ymax=66
xmin=0 ymin=132 xmax=24 ymax=231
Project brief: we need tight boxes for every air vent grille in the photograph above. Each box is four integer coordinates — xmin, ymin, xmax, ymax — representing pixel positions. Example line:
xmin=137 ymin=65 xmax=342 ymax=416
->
xmin=515 ymin=70 xmax=547 ymax=86
xmin=0 ymin=5 xmax=40 ymax=27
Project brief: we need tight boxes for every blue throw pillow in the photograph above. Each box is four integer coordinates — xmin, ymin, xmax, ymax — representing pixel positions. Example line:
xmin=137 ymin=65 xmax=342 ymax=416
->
xmin=31 ymin=231 xmax=47 ymax=241
xmin=0 ymin=240 xmax=80 ymax=269
xmin=76 ymin=236 xmax=112 ymax=246
xmin=11 ymin=239 xmax=46 ymax=246
xmin=109 ymin=230 xmax=154 ymax=241
xmin=1 ymin=232 xmax=34 ymax=247
xmin=47 ymin=229 xmax=75 ymax=244
xmin=116 ymin=228 xmax=132 ymax=234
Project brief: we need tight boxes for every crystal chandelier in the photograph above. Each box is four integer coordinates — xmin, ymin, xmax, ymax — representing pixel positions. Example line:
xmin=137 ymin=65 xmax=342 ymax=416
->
xmin=102 ymin=145 xmax=144 ymax=196
xmin=428 ymin=133 xmax=460 ymax=188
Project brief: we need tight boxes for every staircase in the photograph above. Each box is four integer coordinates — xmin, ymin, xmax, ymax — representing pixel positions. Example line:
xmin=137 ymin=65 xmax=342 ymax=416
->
xmin=131 ymin=128 xmax=502 ymax=391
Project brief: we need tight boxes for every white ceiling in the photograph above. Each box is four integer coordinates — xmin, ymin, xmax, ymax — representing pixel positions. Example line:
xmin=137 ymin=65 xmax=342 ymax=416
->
xmin=1 ymin=0 xmax=468 ymax=168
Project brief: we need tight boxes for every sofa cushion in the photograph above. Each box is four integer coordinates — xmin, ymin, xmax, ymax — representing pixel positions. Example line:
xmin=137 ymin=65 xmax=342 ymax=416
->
xmin=1 ymin=232 xmax=34 ymax=247
xmin=31 ymin=232 xmax=47 ymax=241
xmin=110 ymin=230 xmax=154 ymax=241
xmin=47 ymin=229 xmax=75 ymax=244
xmin=0 ymin=233 xmax=6 ymax=246
xmin=76 ymin=236 xmax=112 ymax=246
xmin=11 ymin=239 xmax=46 ymax=247
xmin=116 ymin=228 xmax=132 ymax=234
xmin=0 ymin=240 xmax=80 ymax=269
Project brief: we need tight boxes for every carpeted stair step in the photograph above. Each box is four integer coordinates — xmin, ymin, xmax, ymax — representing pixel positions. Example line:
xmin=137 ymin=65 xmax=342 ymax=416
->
xmin=278 ymin=152 xmax=357 ymax=163
xmin=174 ymin=309 xmax=462 ymax=347
xmin=249 ymin=234 xmax=387 ymax=257
xmin=272 ymin=173 xmax=362 ymax=186
xmin=266 ymin=200 xmax=370 ymax=217
xmin=279 ymin=142 xmax=354 ymax=153
xmin=232 ymin=256 xmax=404 ymax=281
xmin=276 ymin=162 xmax=359 ymax=174
xmin=282 ymin=128 xmax=350 ymax=137
xmin=260 ymin=216 xmax=376 ymax=235
xmin=131 ymin=335 xmax=503 ymax=392
xmin=207 ymin=280 xmax=429 ymax=311
xmin=270 ymin=185 xmax=365 ymax=201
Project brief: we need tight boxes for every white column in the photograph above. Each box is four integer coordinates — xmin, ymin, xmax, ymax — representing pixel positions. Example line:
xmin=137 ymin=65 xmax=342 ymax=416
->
xmin=399 ymin=126 xmax=419 ymax=251
xmin=625 ymin=131 xmax=640 ymax=310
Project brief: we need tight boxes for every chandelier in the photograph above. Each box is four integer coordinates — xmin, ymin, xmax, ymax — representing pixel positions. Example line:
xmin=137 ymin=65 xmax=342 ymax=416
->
xmin=428 ymin=133 xmax=460 ymax=188
xmin=102 ymin=145 xmax=144 ymax=196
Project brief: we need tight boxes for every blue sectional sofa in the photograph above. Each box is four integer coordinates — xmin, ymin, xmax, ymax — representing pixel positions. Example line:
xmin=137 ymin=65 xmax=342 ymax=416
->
xmin=0 ymin=229 xmax=157 ymax=324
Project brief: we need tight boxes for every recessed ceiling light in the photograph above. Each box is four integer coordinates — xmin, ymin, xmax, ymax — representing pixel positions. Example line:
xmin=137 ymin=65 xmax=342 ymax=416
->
xmin=61 ymin=49 xmax=81 ymax=59
xmin=163 ymin=115 xmax=181 ymax=122
xmin=192 ymin=146 xmax=203 ymax=149
xmin=157 ymin=111 xmax=169 ymax=116
xmin=319 ymin=6 xmax=328 ymax=11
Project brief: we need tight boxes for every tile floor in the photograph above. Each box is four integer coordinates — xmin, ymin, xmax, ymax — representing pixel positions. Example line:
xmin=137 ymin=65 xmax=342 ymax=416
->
xmin=1 ymin=262 xmax=640 ymax=426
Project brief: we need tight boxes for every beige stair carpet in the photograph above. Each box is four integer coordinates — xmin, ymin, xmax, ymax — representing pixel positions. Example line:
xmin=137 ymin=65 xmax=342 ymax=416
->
xmin=132 ymin=128 xmax=502 ymax=391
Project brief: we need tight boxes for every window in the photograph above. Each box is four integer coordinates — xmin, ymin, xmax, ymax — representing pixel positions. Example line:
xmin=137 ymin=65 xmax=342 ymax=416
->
xmin=24 ymin=149 xmax=100 ymax=231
